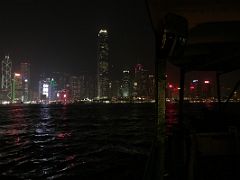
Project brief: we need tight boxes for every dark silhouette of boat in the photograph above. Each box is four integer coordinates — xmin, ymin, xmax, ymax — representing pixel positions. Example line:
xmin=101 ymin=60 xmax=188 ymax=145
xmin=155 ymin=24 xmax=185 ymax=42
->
xmin=144 ymin=0 xmax=240 ymax=179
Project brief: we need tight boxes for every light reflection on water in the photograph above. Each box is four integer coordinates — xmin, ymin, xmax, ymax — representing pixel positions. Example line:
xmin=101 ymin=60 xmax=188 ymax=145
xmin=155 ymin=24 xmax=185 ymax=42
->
xmin=2 ymin=106 xmax=28 ymax=147
xmin=0 ymin=104 xmax=155 ymax=179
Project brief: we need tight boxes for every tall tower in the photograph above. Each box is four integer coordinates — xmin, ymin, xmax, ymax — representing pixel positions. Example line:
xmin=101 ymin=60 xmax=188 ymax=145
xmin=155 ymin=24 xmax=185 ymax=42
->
xmin=121 ymin=70 xmax=131 ymax=98
xmin=1 ymin=55 xmax=12 ymax=101
xmin=97 ymin=29 xmax=109 ymax=99
xmin=20 ymin=62 xmax=30 ymax=102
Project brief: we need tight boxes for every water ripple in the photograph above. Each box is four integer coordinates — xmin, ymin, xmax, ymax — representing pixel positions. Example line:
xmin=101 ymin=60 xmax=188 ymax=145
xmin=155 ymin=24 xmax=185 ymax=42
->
xmin=0 ymin=104 xmax=155 ymax=179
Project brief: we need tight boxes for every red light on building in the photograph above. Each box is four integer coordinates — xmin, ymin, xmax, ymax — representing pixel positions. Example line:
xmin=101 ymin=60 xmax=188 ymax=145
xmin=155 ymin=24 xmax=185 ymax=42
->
xmin=190 ymin=86 xmax=195 ymax=90
xmin=57 ymin=89 xmax=69 ymax=104
xmin=204 ymin=80 xmax=210 ymax=84
xmin=169 ymin=84 xmax=173 ymax=88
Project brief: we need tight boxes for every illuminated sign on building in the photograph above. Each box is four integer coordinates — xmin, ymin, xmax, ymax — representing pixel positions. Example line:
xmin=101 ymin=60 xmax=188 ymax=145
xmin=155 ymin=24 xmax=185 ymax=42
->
xmin=43 ymin=83 xmax=49 ymax=97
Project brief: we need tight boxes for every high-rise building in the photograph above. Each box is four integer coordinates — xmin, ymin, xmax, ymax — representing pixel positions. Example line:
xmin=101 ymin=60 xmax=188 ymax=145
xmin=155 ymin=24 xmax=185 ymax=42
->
xmin=147 ymin=74 xmax=155 ymax=100
xmin=132 ymin=64 xmax=148 ymax=99
xmin=69 ymin=76 xmax=79 ymax=101
xmin=85 ymin=75 xmax=96 ymax=99
xmin=1 ymin=55 xmax=12 ymax=102
xmin=202 ymin=80 xmax=213 ymax=99
xmin=12 ymin=73 xmax=23 ymax=102
xmin=120 ymin=70 xmax=131 ymax=98
xmin=39 ymin=79 xmax=49 ymax=102
xmin=39 ymin=78 xmax=57 ymax=102
xmin=188 ymin=79 xmax=201 ymax=99
xmin=50 ymin=72 xmax=70 ymax=91
xmin=57 ymin=89 xmax=70 ymax=104
xmin=97 ymin=29 xmax=109 ymax=99
xmin=69 ymin=75 xmax=86 ymax=101
xmin=111 ymin=80 xmax=121 ymax=99
xmin=20 ymin=62 xmax=30 ymax=102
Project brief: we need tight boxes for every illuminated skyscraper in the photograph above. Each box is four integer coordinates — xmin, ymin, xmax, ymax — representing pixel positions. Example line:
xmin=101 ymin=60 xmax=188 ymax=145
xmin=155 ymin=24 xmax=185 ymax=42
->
xmin=85 ymin=75 xmax=96 ymax=99
xmin=1 ymin=55 xmax=12 ymax=101
xmin=97 ymin=29 xmax=109 ymax=99
xmin=20 ymin=62 xmax=30 ymax=102
xmin=51 ymin=72 xmax=70 ymax=91
xmin=39 ymin=78 xmax=57 ymax=102
xmin=69 ymin=75 xmax=86 ymax=101
xmin=132 ymin=64 xmax=148 ymax=98
xmin=12 ymin=73 xmax=23 ymax=102
xmin=121 ymin=70 xmax=131 ymax=98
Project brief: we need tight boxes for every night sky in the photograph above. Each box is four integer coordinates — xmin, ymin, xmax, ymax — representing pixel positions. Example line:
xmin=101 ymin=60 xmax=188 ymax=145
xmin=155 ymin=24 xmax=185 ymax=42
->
xmin=0 ymin=0 xmax=239 ymax=90
xmin=0 ymin=0 xmax=155 ymax=82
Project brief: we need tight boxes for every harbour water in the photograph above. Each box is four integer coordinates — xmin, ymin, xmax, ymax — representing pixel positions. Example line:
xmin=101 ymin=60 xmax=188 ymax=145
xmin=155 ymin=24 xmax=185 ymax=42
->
xmin=0 ymin=104 xmax=156 ymax=180
xmin=2 ymin=102 xmax=237 ymax=180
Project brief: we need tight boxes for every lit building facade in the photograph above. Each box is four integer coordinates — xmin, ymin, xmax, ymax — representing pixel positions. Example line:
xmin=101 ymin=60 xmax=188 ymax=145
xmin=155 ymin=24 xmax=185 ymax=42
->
xmin=202 ymin=80 xmax=213 ymax=99
xmin=186 ymin=78 xmax=214 ymax=100
xmin=97 ymin=29 xmax=110 ymax=99
xmin=85 ymin=75 xmax=96 ymax=99
xmin=111 ymin=80 xmax=121 ymax=100
xmin=20 ymin=62 xmax=30 ymax=102
xmin=12 ymin=73 xmax=23 ymax=102
xmin=39 ymin=78 xmax=57 ymax=102
xmin=188 ymin=80 xmax=201 ymax=99
xmin=120 ymin=70 xmax=131 ymax=98
xmin=50 ymin=72 xmax=70 ymax=91
xmin=57 ymin=89 xmax=70 ymax=104
xmin=1 ymin=55 xmax=12 ymax=102
xmin=132 ymin=64 xmax=148 ymax=99
xmin=69 ymin=75 xmax=86 ymax=101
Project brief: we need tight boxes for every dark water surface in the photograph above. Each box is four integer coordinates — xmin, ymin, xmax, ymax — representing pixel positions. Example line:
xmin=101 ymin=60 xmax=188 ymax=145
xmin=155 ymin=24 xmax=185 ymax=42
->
xmin=0 ymin=104 xmax=156 ymax=180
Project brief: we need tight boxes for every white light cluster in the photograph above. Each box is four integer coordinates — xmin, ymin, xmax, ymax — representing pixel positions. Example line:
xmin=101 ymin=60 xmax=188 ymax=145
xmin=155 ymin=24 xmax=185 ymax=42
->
xmin=43 ymin=83 xmax=49 ymax=97
xmin=99 ymin=29 xmax=107 ymax=34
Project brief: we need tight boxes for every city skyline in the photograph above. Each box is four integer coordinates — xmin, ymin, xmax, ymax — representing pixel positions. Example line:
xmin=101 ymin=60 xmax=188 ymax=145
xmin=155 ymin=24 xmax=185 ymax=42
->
xmin=0 ymin=0 xmax=155 ymax=83
xmin=0 ymin=0 xmax=239 ymax=102
xmin=2 ymin=53 xmax=239 ymax=104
